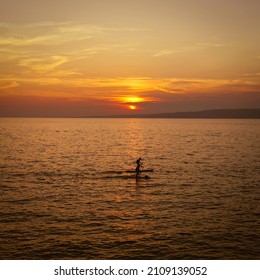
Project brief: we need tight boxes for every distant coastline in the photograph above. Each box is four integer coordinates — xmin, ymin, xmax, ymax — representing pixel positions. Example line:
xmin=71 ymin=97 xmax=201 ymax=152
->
xmin=84 ymin=108 xmax=260 ymax=119
xmin=1 ymin=108 xmax=260 ymax=119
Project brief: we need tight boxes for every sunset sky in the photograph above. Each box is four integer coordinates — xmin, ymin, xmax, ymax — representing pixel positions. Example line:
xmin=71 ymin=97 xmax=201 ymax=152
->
xmin=0 ymin=0 xmax=259 ymax=117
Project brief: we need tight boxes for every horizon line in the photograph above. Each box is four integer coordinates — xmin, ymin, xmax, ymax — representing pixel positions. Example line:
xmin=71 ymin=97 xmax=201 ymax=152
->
xmin=0 ymin=108 xmax=260 ymax=119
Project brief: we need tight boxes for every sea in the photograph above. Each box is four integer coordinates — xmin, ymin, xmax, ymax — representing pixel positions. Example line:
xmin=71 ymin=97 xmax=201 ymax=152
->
xmin=0 ymin=118 xmax=259 ymax=259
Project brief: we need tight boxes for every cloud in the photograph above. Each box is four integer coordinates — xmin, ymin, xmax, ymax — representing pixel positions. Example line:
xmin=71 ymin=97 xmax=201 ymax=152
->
xmin=0 ymin=21 xmax=148 ymax=82
xmin=0 ymin=81 xmax=20 ymax=90
xmin=195 ymin=42 xmax=234 ymax=48
xmin=0 ymin=22 xmax=99 ymax=47
xmin=0 ymin=21 xmax=124 ymax=69
xmin=2 ymin=75 xmax=258 ymax=102
xmin=19 ymin=56 xmax=68 ymax=73
xmin=0 ymin=22 xmax=147 ymax=48
xmin=153 ymin=40 xmax=235 ymax=57
xmin=153 ymin=49 xmax=178 ymax=57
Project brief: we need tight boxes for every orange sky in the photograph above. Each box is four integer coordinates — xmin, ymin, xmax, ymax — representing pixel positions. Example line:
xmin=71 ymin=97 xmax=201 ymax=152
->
xmin=0 ymin=0 xmax=259 ymax=116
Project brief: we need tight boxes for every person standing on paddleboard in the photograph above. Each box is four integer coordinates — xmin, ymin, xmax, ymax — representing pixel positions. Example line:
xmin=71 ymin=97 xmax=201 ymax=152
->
xmin=135 ymin=157 xmax=142 ymax=181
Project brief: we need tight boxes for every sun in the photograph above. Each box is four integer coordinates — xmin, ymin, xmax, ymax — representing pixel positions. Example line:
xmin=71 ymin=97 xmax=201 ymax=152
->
xmin=129 ymin=105 xmax=137 ymax=110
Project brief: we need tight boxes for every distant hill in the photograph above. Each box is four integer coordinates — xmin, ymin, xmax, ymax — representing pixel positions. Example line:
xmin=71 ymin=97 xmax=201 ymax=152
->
xmin=87 ymin=108 xmax=260 ymax=119
xmin=141 ymin=108 xmax=260 ymax=119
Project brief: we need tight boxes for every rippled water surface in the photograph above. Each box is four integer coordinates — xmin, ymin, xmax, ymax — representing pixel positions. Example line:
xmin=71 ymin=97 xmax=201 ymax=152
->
xmin=0 ymin=118 xmax=259 ymax=259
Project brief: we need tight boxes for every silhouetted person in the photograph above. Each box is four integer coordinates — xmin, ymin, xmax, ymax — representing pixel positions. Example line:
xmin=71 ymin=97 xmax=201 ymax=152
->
xmin=135 ymin=157 xmax=142 ymax=181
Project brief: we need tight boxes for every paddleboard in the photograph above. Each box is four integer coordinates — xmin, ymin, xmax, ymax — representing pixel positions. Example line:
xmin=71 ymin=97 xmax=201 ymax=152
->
xmin=125 ymin=169 xmax=154 ymax=173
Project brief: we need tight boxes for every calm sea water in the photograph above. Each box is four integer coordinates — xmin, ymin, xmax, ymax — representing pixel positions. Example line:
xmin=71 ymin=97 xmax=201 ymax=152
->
xmin=0 ymin=118 xmax=259 ymax=259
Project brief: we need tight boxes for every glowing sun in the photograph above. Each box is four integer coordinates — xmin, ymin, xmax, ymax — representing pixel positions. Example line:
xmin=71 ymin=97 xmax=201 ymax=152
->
xmin=129 ymin=105 xmax=137 ymax=110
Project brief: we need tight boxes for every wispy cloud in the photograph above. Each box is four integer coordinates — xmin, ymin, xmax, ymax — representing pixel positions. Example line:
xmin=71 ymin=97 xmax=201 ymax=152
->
xmin=1 ymin=74 xmax=258 ymax=97
xmin=153 ymin=40 xmax=235 ymax=57
xmin=153 ymin=49 xmax=179 ymax=57
xmin=0 ymin=21 xmax=147 ymax=79
xmin=0 ymin=81 xmax=20 ymax=90
xmin=19 ymin=56 xmax=68 ymax=73
xmin=0 ymin=22 xmax=99 ymax=47
xmin=195 ymin=42 xmax=235 ymax=48
xmin=0 ymin=22 xmax=147 ymax=48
